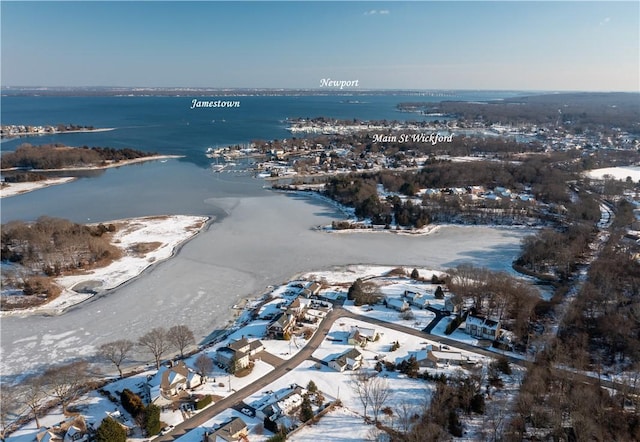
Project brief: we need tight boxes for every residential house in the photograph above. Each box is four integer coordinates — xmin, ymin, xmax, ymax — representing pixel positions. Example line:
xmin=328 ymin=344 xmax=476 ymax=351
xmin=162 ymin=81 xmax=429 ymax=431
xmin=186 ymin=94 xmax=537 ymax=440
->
xmin=63 ymin=426 xmax=86 ymax=442
xmin=385 ymin=297 xmax=410 ymax=312
xmin=403 ymin=290 xmax=430 ymax=309
xmin=255 ymin=385 xmax=308 ymax=422
xmin=399 ymin=346 xmax=433 ymax=368
xmin=426 ymin=350 xmax=475 ymax=368
xmin=203 ymin=417 xmax=249 ymax=442
xmin=329 ymin=348 xmax=364 ymax=372
xmin=267 ymin=312 xmax=296 ymax=339
xmin=465 ymin=314 xmax=501 ymax=340
xmin=147 ymin=361 xmax=203 ymax=405
xmin=444 ymin=297 xmax=463 ymax=315
xmin=301 ymin=281 xmax=322 ymax=298
xmin=347 ymin=326 xmax=380 ymax=346
xmin=285 ymin=297 xmax=305 ymax=317
xmin=216 ymin=337 xmax=264 ymax=373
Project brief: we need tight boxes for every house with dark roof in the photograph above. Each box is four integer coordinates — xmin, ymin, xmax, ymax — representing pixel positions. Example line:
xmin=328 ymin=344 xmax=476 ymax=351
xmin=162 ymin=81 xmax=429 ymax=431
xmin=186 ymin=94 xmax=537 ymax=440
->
xmin=216 ymin=337 xmax=264 ymax=373
xmin=267 ymin=312 xmax=295 ymax=339
xmin=465 ymin=314 xmax=501 ymax=340
xmin=328 ymin=348 xmax=364 ymax=372
xmin=254 ymin=385 xmax=308 ymax=422
xmin=203 ymin=417 xmax=248 ymax=442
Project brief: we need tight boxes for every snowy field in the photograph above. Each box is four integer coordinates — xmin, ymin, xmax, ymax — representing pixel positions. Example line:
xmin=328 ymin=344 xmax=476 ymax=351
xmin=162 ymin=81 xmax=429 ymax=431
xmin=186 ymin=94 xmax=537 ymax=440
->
xmin=585 ymin=165 xmax=640 ymax=182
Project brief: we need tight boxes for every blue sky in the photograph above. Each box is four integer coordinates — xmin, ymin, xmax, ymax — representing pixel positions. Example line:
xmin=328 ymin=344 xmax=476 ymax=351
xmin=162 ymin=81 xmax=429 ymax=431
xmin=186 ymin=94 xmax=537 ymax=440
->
xmin=1 ymin=1 xmax=638 ymax=91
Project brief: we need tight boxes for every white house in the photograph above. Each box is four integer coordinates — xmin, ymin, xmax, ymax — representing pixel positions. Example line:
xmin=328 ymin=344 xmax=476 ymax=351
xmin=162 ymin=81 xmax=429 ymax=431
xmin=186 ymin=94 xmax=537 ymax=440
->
xmin=347 ymin=326 xmax=380 ymax=346
xmin=404 ymin=290 xmax=430 ymax=309
xmin=147 ymin=361 xmax=203 ymax=405
xmin=329 ymin=348 xmax=364 ymax=372
xmin=385 ymin=297 xmax=410 ymax=312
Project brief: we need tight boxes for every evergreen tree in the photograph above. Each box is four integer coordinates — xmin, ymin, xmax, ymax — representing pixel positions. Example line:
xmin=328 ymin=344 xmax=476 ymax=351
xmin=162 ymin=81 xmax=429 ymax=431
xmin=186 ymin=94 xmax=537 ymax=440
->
xmin=435 ymin=285 xmax=445 ymax=299
xmin=306 ymin=380 xmax=318 ymax=393
xmin=96 ymin=417 xmax=126 ymax=442
xmin=144 ymin=404 xmax=161 ymax=436
xmin=347 ymin=278 xmax=364 ymax=301
xmin=411 ymin=268 xmax=420 ymax=279
xmin=299 ymin=394 xmax=314 ymax=422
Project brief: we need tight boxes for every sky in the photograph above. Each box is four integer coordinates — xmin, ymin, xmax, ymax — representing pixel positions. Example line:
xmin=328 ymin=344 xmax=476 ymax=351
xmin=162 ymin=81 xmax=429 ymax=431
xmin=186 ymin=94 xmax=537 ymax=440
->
xmin=1 ymin=1 xmax=639 ymax=91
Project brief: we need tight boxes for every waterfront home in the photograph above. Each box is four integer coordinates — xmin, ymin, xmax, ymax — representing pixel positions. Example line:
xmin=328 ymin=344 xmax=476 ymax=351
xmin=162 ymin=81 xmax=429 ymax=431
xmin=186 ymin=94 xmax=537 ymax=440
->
xmin=329 ymin=348 xmax=364 ymax=371
xmin=267 ymin=312 xmax=296 ymax=339
xmin=465 ymin=314 xmax=501 ymax=340
xmin=301 ymin=281 xmax=322 ymax=298
xmin=147 ymin=361 xmax=203 ymax=404
xmin=216 ymin=337 xmax=264 ymax=373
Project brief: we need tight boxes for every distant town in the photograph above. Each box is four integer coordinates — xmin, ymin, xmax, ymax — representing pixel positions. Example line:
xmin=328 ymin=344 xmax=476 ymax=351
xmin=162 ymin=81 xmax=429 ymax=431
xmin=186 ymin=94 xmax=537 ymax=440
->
xmin=0 ymin=124 xmax=112 ymax=140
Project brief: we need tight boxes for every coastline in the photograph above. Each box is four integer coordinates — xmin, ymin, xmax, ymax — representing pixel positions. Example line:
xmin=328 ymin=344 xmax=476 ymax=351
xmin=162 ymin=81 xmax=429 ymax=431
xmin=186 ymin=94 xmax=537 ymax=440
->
xmin=0 ymin=155 xmax=183 ymax=198
xmin=0 ymin=177 xmax=78 ymax=198
xmin=0 ymin=127 xmax=116 ymax=140
xmin=0 ymin=214 xmax=211 ymax=317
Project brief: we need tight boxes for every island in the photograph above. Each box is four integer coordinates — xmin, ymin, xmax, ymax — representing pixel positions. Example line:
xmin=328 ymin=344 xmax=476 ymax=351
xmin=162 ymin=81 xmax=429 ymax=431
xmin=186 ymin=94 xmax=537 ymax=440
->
xmin=0 ymin=143 xmax=182 ymax=197
xmin=0 ymin=123 xmax=115 ymax=140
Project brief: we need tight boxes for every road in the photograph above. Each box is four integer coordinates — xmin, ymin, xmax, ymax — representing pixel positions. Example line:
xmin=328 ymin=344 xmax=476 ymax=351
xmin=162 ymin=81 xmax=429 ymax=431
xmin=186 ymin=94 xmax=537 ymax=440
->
xmin=155 ymin=308 xmax=341 ymax=441
xmin=156 ymin=302 xmax=626 ymax=440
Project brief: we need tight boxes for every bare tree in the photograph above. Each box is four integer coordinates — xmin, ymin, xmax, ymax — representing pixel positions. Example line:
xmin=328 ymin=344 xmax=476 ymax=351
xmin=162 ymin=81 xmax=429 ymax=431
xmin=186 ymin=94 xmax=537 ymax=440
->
xmin=167 ymin=325 xmax=195 ymax=358
xmin=43 ymin=361 xmax=88 ymax=414
xmin=138 ymin=327 xmax=168 ymax=369
xmin=350 ymin=371 xmax=374 ymax=420
xmin=21 ymin=376 xmax=47 ymax=429
xmin=98 ymin=339 xmax=134 ymax=378
xmin=0 ymin=385 xmax=18 ymax=441
xmin=368 ymin=376 xmax=391 ymax=424
xmin=396 ymin=400 xmax=417 ymax=433
xmin=194 ymin=354 xmax=213 ymax=380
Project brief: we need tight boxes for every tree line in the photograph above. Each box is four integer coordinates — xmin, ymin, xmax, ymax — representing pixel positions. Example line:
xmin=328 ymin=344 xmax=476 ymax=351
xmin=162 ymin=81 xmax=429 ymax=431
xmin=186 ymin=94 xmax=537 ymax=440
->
xmin=1 ymin=143 xmax=157 ymax=170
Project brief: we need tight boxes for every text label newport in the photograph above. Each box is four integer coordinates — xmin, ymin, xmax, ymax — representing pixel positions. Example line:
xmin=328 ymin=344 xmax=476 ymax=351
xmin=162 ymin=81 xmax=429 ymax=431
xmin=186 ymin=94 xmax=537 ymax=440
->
xmin=372 ymin=133 xmax=454 ymax=145
xmin=319 ymin=78 xmax=359 ymax=89
xmin=190 ymin=99 xmax=241 ymax=109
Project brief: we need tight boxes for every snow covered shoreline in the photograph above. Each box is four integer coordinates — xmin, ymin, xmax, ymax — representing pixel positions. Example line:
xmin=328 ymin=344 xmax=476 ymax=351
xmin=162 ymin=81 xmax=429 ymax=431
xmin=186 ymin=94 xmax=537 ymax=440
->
xmin=0 ymin=155 xmax=183 ymax=198
xmin=0 ymin=177 xmax=78 ymax=198
xmin=1 ymin=215 xmax=211 ymax=317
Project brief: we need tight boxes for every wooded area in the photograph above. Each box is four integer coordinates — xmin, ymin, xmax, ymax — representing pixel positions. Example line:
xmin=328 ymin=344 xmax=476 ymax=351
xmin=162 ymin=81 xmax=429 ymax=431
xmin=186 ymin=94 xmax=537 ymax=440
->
xmin=1 ymin=217 xmax=120 ymax=308
xmin=1 ymin=143 xmax=156 ymax=170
